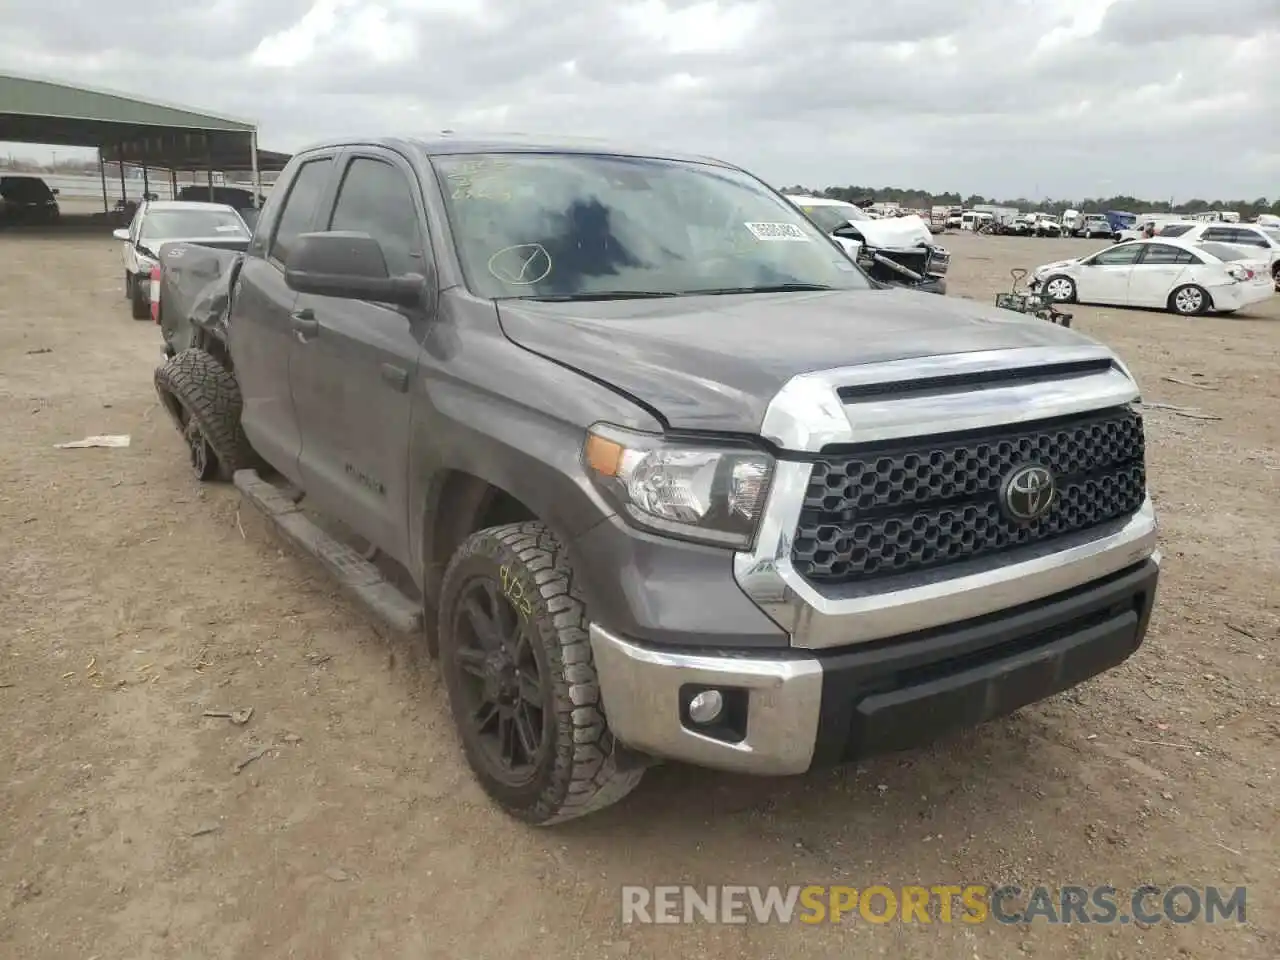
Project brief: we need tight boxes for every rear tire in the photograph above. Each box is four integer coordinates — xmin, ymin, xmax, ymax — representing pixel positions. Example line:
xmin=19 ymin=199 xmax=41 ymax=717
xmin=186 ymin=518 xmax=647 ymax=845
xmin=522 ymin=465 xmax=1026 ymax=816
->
xmin=1168 ymin=284 xmax=1210 ymax=316
xmin=153 ymin=348 xmax=254 ymax=481
xmin=438 ymin=522 xmax=644 ymax=825
xmin=130 ymin=274 xmax=149 ymax=319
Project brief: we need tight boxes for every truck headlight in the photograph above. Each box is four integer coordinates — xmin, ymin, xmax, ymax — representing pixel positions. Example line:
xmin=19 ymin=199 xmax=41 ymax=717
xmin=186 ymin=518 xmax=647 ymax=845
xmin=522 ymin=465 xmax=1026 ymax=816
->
xmin=583 ymin=423 xmax=774 ymax=549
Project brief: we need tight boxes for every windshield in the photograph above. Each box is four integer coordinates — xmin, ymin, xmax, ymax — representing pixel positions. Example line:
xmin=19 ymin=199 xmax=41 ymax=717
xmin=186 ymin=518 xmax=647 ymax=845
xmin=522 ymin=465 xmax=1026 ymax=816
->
xmin=1197 ymin=242 xmax=1254 ymax=262
xmin=796 ymin=201 xmax=871 ymax=232
xmin=141 ymin=209 xmax=247 ymax=241
xmin=431 ymin=153 xmax=869 ymax=299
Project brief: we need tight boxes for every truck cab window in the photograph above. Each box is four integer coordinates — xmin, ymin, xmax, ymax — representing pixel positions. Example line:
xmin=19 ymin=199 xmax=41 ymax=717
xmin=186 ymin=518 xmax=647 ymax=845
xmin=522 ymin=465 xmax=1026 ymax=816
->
xmin=328 ymin=158 xmax=423 ymax=278
xmin=270 ymin=158 xmax=333 ymax=266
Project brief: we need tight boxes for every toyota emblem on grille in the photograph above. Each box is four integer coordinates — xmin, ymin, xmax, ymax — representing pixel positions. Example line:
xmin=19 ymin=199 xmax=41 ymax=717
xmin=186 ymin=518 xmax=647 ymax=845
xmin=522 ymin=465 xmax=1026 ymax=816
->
xmin=1001 ymin=463 xmax=1056 ymax=522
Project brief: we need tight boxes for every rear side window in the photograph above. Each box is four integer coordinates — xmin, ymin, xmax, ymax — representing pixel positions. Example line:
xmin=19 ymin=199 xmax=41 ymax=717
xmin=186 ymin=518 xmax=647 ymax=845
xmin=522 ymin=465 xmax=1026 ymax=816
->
xmin=1157 ymin=224 xmax=1192 ymax=237
xmin=270 ymin=159 xmax=333 ymax=266
xmin=1196 ymin=242 xmax=1251 ymax=262
xmin=1201 ymin=226 xmax=1232 ymax=242
xmin=327 ymin=158 xmax=424 ymax=277
xmin=1229 ymin=228 xmax=1268 ymax=247
xmin=1140 ymin=244 xmax=1196 ymax=264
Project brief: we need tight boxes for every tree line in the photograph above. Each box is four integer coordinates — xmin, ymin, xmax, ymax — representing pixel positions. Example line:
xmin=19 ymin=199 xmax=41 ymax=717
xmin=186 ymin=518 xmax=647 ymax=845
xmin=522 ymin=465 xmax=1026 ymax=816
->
xmin=780 ymin=185 xmax=1280 ymax=219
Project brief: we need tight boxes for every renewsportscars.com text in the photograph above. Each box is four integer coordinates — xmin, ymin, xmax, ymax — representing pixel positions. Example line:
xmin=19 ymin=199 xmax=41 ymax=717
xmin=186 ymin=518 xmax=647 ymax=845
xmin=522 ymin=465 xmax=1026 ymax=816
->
xmin=620 ymin=884 xmax=1247 ymax=925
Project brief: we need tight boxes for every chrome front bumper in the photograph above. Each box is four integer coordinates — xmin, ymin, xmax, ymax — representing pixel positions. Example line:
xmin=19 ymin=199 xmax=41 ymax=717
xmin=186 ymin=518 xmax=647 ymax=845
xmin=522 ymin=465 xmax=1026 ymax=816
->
xmin=589 ymin=624 xmax=823 ymax=775
xmin=590 ymin=554 xmax=1160 ymax=775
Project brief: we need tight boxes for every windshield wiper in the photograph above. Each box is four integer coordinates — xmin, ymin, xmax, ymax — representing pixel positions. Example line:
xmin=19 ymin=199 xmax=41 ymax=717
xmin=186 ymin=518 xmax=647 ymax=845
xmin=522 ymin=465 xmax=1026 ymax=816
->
xmin=680 ymin=283 xmax=837 ymax=295
xmin=513 ymin=291 xmax=679 ymax=301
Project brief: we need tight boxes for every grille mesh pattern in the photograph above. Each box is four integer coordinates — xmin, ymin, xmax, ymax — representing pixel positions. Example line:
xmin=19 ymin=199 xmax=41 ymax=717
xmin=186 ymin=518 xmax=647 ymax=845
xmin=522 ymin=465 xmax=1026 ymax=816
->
xmin=791 ymin=406 xmax=1145 ymax=583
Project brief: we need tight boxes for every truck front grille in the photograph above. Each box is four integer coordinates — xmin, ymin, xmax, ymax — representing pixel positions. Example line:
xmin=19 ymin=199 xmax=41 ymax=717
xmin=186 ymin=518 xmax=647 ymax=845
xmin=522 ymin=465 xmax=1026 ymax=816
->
xmin=791 ymin=405 xmax=1145 ymax=584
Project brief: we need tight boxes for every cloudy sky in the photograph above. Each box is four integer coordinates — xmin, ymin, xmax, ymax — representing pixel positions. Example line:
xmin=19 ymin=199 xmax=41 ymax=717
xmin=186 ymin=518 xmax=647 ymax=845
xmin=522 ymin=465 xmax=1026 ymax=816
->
xmin=2 ymin=0 xmax=1277 ymax=201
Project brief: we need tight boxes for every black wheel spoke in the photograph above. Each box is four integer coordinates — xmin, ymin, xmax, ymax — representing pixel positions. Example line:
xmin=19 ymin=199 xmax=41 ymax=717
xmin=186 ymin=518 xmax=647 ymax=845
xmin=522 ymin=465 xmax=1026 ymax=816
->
xmin=463 ymin=596 xmax=501 ymax=650
xmin=455 ymin=647 xmax=487 ymax=679
xmin=498 ymin=712 xmax=517 ymax=766
xmin=514 ymin=704 xmax=540 ymax=760
xmin=474 ymin=700 xmax=499 ymax=734
xmin=517 ymin=668 xmax=541 ymax=705
xmin=484 ymin=581 xmax=521 ymax=650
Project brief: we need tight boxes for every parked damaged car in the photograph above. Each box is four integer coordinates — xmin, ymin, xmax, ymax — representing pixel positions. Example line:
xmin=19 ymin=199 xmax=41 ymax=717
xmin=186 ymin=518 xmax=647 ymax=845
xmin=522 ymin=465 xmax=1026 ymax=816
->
xmin=789 ymin=195 xmax=949 ymax=293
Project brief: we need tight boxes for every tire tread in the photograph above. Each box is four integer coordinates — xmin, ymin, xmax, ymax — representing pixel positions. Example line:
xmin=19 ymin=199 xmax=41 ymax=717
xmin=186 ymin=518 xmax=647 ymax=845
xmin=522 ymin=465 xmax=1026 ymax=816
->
xmin=440 ymin=521 xmax=644 ymax=825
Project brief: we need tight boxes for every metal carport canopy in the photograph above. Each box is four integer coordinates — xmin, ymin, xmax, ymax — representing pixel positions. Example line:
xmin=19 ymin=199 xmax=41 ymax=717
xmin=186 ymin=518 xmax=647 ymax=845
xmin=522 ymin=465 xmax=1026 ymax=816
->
xmin=0 ymin=72 xmax=291 ymax=173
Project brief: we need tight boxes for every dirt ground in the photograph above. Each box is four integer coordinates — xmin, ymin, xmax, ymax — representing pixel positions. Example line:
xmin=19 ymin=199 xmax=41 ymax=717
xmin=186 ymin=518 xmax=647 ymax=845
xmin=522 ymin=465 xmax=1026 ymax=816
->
xmin=1 ymin=226 xmax=1276 ymax=960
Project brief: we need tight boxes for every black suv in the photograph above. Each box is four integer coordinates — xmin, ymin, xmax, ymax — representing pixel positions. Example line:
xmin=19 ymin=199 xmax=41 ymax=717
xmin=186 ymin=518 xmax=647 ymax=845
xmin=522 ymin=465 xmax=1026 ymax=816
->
xmin=0 ymin=175 xmax=60 ymax=224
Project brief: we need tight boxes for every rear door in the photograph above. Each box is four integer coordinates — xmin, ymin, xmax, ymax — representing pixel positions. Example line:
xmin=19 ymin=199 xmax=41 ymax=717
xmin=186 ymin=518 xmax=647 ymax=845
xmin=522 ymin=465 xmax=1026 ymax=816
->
xmin=1126 ymin=243 xmax=1196 ymax=306
xmin=289 ymin=148 xmax=434 ymax=565
xmin=229 ymin=152 xmax=340 ymax=485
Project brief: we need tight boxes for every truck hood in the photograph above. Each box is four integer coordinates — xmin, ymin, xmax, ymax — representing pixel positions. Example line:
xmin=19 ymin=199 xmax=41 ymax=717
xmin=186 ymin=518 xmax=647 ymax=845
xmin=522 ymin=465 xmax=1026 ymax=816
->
xmin=496 ymin=288 xmax=1099 ymax=437
xmin=840 ymin=214 xmax=934 ymax=250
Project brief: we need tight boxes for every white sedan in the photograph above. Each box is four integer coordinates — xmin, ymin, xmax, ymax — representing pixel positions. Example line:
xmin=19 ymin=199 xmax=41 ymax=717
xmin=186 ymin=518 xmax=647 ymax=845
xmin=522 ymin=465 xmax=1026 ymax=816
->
xmin=114 ymin=200 xmax=250 ymax=319
xmin=1031 ymin=238 xmax=1274 ymax=316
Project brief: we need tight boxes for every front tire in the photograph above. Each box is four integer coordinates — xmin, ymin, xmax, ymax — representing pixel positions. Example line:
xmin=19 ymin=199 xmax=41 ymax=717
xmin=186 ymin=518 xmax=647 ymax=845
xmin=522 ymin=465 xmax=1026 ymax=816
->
xmin=1043 ymin=275 xmax=1077 ymax=303
xmin=438 ymin=522 xmax=644 ymax=825
xmin=1168 ymin=284 xmax=1210 ymax=316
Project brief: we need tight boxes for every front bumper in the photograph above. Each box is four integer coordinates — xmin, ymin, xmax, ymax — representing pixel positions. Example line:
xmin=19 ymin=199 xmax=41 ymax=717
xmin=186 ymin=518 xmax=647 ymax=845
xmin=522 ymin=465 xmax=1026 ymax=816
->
xmin=591 ymin=557 xmax=1159 ymax=774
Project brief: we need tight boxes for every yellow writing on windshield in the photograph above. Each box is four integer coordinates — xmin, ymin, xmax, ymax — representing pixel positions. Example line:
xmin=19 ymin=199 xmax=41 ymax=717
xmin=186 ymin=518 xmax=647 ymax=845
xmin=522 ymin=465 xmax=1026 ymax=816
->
xmin=447 ymin=158 xmax=514 ymax=201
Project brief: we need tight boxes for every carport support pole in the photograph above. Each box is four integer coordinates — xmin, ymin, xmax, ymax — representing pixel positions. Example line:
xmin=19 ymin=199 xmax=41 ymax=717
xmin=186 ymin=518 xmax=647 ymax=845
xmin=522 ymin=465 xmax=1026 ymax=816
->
xmin=117 ymin=146 xmax=126 ymax=203
xmin=205 ymin=132 xmax=214 ymax=201
xmin=97 ymin=149 xmax=108 ymax=214
xmin=250 ymin=129 xmax=261 ymax=209
xmin=170 ymin=169 xmax=177 ymax=201
xmin=142 ymin=165 xmax=150 ymax=201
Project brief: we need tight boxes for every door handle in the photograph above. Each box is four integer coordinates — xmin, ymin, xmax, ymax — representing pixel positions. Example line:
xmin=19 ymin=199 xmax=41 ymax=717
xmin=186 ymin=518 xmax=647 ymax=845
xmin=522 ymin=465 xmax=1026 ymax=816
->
xmin=290 ymin=308 xmax=318 ymax=337
xmin=380 ymin=363 xmax=409 ymax=392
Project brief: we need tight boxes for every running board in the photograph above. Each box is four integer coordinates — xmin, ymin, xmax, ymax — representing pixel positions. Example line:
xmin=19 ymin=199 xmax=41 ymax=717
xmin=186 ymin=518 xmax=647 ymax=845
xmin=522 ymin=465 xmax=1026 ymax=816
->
xmin=233 ymin=469 xmax=422 ymax=635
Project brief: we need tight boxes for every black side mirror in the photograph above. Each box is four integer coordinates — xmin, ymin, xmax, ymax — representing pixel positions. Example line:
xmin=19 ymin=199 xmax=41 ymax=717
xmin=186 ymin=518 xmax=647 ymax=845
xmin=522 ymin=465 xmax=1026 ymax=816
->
xmin=284 ymin=231 xmax=424 ymax=307
xmin=831 ymin=223 xmax=862 ymax=240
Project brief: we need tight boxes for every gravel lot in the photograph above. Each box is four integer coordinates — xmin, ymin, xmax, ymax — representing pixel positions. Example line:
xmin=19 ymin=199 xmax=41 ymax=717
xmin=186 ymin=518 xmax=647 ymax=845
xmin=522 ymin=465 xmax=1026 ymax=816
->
xmin=1 ymin=225 xmax=1276 ymax=960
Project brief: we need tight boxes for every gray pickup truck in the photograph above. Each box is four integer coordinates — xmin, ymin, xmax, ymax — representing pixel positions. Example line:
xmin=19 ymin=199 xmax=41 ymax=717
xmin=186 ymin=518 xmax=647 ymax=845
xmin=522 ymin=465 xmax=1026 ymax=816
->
xmin=152 ymin=136 xmax=1160 ymax=825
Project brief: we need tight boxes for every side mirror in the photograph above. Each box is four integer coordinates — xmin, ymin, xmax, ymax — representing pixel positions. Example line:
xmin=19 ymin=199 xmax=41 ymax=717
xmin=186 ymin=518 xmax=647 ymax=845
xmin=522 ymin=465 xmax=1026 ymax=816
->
xmin=284 ymin=231 xmax=424 ymax=307
xmin=112 ymin=228 xmax=130 ymax=241
xmin=831 ymin=223 xmax=862 ymax=240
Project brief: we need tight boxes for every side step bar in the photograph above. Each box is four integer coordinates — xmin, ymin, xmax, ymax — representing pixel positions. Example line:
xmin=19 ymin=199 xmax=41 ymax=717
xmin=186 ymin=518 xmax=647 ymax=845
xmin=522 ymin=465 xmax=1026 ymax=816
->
xmin=233 ymin=469 xmax=422 ymax=635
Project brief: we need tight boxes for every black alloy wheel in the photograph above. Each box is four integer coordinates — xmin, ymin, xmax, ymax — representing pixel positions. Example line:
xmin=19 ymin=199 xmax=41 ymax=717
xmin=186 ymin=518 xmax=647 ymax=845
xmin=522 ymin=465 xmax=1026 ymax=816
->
xmin=450 ymin=575 xmax=548 ymax=785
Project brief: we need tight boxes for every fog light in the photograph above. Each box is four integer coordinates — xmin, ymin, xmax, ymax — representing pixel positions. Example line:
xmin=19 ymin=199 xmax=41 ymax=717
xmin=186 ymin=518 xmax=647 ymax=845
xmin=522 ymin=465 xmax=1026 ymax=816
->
xmin=687 ymin=689 xmax=724 ymax=725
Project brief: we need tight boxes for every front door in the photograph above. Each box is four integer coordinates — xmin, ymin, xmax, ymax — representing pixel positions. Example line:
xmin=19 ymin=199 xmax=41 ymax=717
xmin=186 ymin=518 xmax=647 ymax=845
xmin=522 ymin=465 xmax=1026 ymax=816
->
xmin=230 ymin=153 xmax=339 ymax=484
xmin=289 ymin=149 xmax=434 ymax=565
xmin=1078 ymin=243 xmax=1144 ymax=304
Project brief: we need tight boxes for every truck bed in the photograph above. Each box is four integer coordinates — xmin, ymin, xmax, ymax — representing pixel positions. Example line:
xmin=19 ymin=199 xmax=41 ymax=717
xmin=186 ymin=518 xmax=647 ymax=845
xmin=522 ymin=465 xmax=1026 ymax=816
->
xmin=156 ymin=240 xmax=247 ymax=355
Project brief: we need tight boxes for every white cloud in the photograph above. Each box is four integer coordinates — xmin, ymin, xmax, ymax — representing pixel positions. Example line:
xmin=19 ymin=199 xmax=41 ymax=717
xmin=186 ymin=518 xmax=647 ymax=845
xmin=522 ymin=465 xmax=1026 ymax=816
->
xmin=1 ymin=0 xmax=1277 ymax=200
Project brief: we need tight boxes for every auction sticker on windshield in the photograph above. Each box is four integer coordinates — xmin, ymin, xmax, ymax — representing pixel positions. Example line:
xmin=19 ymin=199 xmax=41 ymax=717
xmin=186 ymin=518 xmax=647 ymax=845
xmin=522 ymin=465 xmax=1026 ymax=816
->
xmin=744 ymin=222 xmax=811 ymax=242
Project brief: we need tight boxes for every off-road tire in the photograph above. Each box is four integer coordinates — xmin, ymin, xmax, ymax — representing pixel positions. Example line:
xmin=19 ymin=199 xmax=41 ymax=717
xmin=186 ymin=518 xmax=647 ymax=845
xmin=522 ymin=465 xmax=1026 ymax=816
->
xmin=130 ymin=273 xmax=149 ymax=319
xmin=153 ymin=348 xmax=254 ymax=481
xmin=438 ymin=522 xmax=644 ymax=825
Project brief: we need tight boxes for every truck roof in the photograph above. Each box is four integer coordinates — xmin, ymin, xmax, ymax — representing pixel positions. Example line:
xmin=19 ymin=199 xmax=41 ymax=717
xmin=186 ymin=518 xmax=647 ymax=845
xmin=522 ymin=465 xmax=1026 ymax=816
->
xmin=292 ymin=134 xmax=736 ymax=169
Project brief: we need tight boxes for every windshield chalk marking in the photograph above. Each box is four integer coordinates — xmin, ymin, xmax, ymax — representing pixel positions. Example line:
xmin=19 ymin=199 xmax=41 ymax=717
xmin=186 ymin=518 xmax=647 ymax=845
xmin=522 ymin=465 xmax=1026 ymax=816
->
xmin=487 ymin=244 xmax=553 ymax=285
